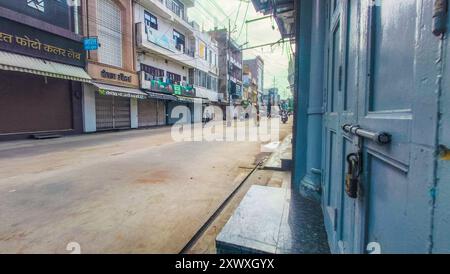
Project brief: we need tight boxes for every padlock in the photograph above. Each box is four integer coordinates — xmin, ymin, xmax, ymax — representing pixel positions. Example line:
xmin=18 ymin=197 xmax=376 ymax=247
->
xmin=345 ymin=153 xmax=359 ymax=199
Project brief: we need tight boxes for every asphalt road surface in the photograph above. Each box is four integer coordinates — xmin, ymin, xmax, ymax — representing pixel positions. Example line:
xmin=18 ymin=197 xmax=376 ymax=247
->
xmin=0 ymin=120 xmax=292 ymax=253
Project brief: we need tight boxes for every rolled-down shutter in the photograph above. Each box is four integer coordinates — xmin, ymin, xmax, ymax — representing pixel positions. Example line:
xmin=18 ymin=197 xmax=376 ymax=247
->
xmin=157 ymin=100 xmax=166 ymax=125
xmin=95 ymin=93 xmax=114 ymax=130
xmin=138 ymin=99 xmax=158 ymax=127
xmin=113 ymin=96 xmax=131 ymax=128
xmin=95 ymin=94 xmax=130 ymax=130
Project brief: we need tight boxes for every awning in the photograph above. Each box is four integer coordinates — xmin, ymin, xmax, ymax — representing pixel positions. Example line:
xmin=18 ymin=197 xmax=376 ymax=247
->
xmin=0 ymin=51 xmax=91 ymax=83
xmin=93 ymin=82 xmax=147 ymax=99
xmin=176 ymin=96 xmax=204 ymax=104
xmin=144 ymin=90 xmax=177 ymax=101
xmin=200 ymin=98 xmax=211 ymax=105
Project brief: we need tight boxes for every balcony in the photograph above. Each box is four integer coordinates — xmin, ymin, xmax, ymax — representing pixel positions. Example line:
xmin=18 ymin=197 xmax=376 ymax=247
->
xmin=140 ymin=72 xmax=196 ymax=97
xmin=166 ymin=0 xmax=185 ymax=21
xmin=140 ymin=0 xmax=195 ymax=34
xmin=136 ymin=22 xmax=196 ymax=68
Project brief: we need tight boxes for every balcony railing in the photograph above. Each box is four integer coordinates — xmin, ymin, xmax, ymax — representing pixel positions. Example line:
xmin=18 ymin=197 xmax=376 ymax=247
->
xmin=141 ymin=76 xmax=196 ymax=97
xmin=166 ymin=0 xmax=186 ymax=21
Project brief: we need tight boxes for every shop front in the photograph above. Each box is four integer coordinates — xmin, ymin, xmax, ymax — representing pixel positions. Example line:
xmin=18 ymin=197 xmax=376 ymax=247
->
xmin=0 ymin=16 xmax=89 ymax=140
xmin=139 ymin=69 xmax=199 ymax=126
xmin=83 ymin=64 xmax=145 ymax=132
xmin=138 ymin=69 xmax=178 ymax=127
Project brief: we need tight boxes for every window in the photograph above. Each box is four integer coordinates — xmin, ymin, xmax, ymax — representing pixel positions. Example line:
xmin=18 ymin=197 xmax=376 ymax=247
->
xmin=167 ymin=0 xmax=185 ymax=19
xmin=97 ymin=0 xmax=122 ymax=67
xmin=144 ymin=11 xmax=158 ymax=31
xmin=189 ymin=68 xmax=194 ymax=85
xmin=167 ymin=71 xmax=181 ymax=84
xmin=199 ymin=41 xmax=206 ymax=59
xmin=207 ymin=75 xmax=211 ymax=90
xmin=141 ymin=64 xmax=164 ymax=81
xmin=173 ymin=29 xmax=185 ymax=52
xmin=27 ymin=0 xmax=45 ymax=12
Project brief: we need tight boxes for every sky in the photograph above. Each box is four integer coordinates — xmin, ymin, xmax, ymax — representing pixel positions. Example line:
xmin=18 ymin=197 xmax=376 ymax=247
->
xmin=188 ymin=0 xmax=293 ymax=99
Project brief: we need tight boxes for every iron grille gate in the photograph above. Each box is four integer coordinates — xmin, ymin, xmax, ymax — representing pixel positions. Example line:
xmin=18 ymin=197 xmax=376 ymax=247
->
xmin=95 ymin=93 xmax=131 ymax=130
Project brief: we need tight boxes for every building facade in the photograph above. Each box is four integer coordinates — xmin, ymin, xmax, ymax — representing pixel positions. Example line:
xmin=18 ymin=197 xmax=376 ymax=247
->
xmin=252 ymin=0 xmax=450 ymax=254
xmin=210 ymin=29 xmax=243 ymax=108
xmin=243 ymin=56 xmax=264 ymax=104
xmin=0 ymin=0 xmax=90 ymax=140
xmin=81 ymin=0 xmax=145 ymax=132
xmin=242 ymin=65 xmax=258 ymax=105
xmin=134 ymin=0 xmax=219 ymax=125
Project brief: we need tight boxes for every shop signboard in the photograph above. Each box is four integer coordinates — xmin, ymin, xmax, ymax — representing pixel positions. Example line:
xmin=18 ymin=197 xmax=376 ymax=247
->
xmin=83 ymin=37 xmax=99 ymax=51
xmin=0 ymin=17 xmax=85 ymax=67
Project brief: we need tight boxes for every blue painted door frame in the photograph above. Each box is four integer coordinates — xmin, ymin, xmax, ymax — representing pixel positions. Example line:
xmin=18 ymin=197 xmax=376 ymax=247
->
xmin=432 ymin=0 xmax=450 ymax=252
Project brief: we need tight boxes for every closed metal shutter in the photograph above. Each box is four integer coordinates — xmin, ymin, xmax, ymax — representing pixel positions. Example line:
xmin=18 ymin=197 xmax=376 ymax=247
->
xmin=113 ymin=96 xmax=131 ymax=128
xmin=157 ymin=100 xmax=166 ymax=125
xmin=138 ymin=99 xmax=158 ymax=127
xmin=95 ymin=93 xmax=114 ymax=130
xmin=97 ymin=0 xmax=122 ymax=67
xmin=95 ymin=93 xmax=130 ymax=130
xmin=0 ymin=71 xmax=73 ymax=134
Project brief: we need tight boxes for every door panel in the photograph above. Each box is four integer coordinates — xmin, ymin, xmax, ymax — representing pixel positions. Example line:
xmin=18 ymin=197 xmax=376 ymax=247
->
xmin=358 ymin=0 xmax=431 ymax=253
xmin=323 ymin=0 xmax=344 ymax=252
xmin=340 ymin=136 xmax=356 ymax=253
xmin=368 ymin=1 xmax=415 ymax=112
xmin=324 ymin=0 xmax=361 ymax=253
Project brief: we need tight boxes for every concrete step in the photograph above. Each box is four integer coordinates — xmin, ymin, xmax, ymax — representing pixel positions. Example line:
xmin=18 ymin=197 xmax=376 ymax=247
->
xmin=215 ymin=183 xmax=330 ymax=254
xmin=31 ymin=134 xmax=63 ymax=140
xmin=262 ymin=134 xmax=292 ymax=171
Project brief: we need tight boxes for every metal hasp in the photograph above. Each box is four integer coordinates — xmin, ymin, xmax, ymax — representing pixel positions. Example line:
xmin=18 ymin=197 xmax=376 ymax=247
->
xmin=342 ymin=124 xmax=392 ymax=145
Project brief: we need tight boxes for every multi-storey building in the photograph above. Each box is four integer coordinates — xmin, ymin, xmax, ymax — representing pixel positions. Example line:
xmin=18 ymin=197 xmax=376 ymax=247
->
xmin=243 ymin=56 xmax=264 ymax=104
xmin=0 ymin=0 xmax=225 ymax=138
xmin=242 ymin=64 xmax=258 ymax=105
xmin=0 ymin=0 xmax=90 ymax=140
xmin=134 ymin=0 xmax=219 ymax=125
xmin=209 ymin=29 xmax=243 ymax=108
xmin=81 ymin=0 xmax=145 ymax=132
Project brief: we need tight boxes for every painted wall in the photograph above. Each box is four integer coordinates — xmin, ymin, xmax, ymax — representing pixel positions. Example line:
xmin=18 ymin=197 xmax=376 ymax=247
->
xmin=82 ymin=83 xmax=97 ymax=133
xmin=195 ymin=86 xmax=218 ymax=102
xmin=130 ymin=98 xmax=138 ymax=129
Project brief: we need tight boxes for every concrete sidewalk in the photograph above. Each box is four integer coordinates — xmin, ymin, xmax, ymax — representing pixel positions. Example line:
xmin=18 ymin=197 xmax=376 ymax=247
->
xmin=187 ymin=133 xmax=329 ymax=254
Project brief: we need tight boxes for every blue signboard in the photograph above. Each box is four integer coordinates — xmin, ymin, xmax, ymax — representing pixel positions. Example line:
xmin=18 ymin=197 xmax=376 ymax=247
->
xmin=83 ymin=37 xmax=99 ymax=51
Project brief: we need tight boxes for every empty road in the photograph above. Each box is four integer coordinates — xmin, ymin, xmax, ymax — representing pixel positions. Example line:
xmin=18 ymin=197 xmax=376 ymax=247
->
xmin=0 ymin=120 xmax=291 ymax=253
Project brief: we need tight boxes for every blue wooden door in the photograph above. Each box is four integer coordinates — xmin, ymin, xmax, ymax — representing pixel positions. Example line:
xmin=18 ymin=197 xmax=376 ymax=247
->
xmin=356 ymin=0 xmax=439 ymax=254
xmin=323 ymin=0 xmax=354 ymax=253
xmin=324 ymin=0 xmax=439 ymax=253
xmin=323 ymin=0 xmax=360 ymax=254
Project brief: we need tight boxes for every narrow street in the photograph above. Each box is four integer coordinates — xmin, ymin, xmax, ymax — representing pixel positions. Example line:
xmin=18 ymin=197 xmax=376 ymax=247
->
xmin=0 ymin=121 xmax=291 ymax=254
